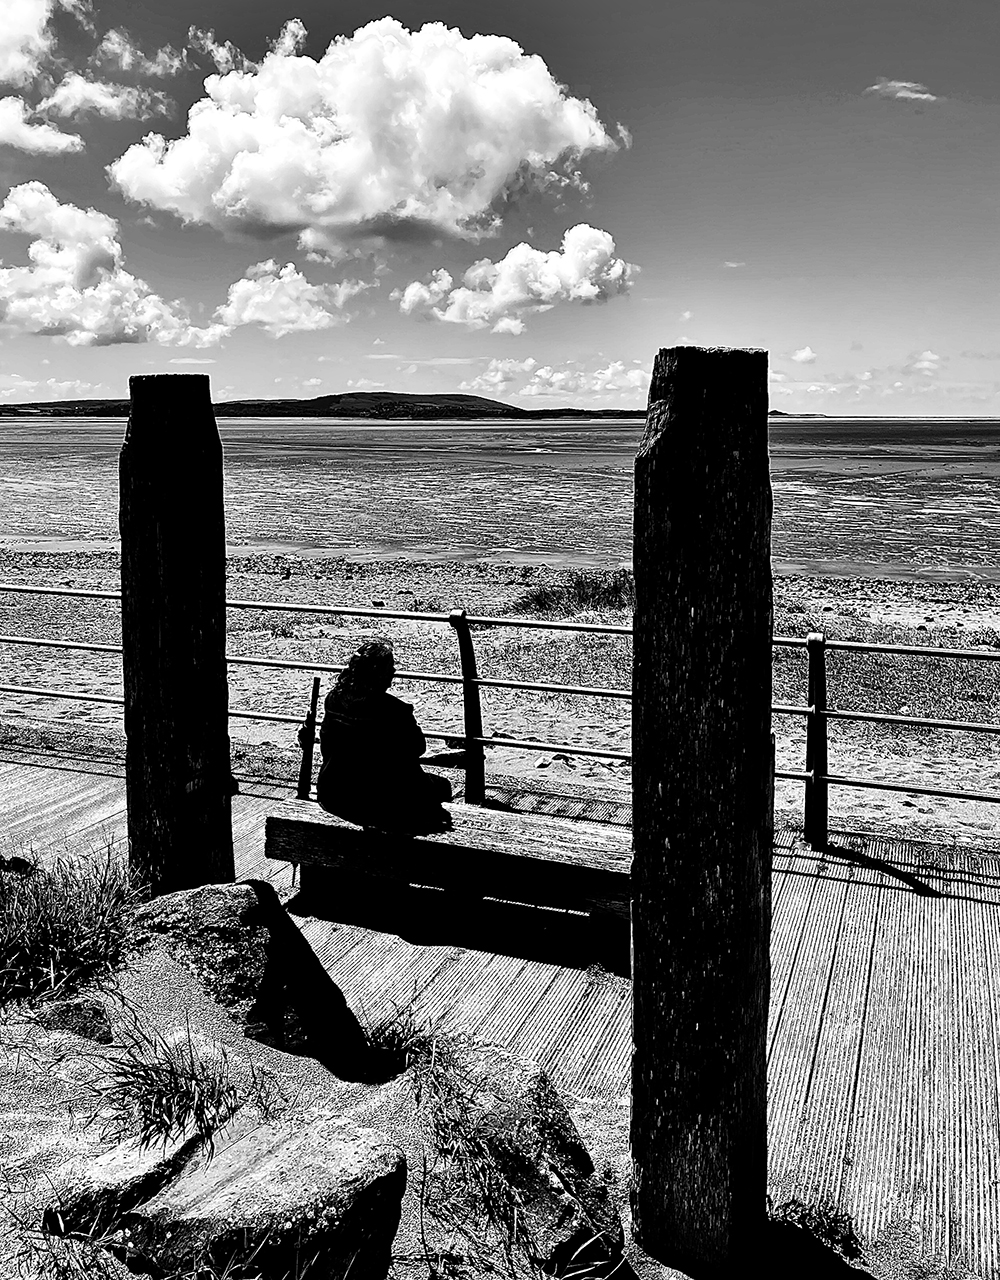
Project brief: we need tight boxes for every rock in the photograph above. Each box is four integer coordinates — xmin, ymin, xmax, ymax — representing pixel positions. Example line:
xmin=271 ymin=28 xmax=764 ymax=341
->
xmin=35 ymin=997 xmax=114 ymax=1044
xmin=469 ymin=1052 xmax=625 ymax=1274
xmin=131 ymin=880 xmax=372 ymax=1079
xmin=54 ymin=1127 xmax=205 ymax=1238
xmin=116 ymin=1108 xmax=405 ymax=1280
xmin=340 ymin=1045 xmax=626 ymax=1276
xmin=132 ymin=882 xmax=270 ymax=1025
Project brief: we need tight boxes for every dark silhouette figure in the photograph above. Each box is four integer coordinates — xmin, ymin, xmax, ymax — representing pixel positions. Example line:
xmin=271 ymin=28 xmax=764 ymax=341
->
xmin=316 ymin=638 xmax=452 ymax=833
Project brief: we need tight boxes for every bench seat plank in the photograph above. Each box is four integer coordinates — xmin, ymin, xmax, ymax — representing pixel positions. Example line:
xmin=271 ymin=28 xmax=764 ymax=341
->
xmin=265 ymin=799 xmax=632 ymax=921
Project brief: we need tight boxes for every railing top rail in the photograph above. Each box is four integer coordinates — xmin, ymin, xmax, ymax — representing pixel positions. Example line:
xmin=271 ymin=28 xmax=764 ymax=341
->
xmin=225 ymin=596 xmax=454 ymax=623
xmin=462 ymin=614 xmax=632 ymax=635
xmin=824 ymin=637 xmax=1000 ymax=660
xmin=0 ymin=582 xmax=121 ymax=602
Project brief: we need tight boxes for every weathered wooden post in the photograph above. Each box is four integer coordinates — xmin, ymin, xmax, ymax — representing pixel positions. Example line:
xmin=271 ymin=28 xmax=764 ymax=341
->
xmin=631 ymin=346 xmax=773 ymax=1273
xmin=119 ymin=373 xmax=234 ymax=896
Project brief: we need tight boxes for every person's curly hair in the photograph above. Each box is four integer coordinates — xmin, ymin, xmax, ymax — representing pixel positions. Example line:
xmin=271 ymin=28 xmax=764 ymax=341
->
xmin=329 ymin=638 xmax=395 ymax=708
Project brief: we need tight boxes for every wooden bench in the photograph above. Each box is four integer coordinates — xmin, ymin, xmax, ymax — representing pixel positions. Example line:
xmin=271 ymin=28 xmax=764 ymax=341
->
xmin=265 ymin=800 xmax=633 ymax=975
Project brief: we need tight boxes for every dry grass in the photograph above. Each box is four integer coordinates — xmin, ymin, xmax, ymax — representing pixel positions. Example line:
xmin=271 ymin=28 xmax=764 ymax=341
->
xmin=0 ymin=847 xmax=137 ymax=1009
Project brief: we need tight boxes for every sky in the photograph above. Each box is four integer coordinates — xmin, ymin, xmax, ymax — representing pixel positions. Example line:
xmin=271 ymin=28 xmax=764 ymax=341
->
xmin=0 ymin=0 xmax=999 ymax=414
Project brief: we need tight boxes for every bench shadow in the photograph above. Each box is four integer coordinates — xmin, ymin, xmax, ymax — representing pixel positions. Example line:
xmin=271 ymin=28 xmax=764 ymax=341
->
xmin=285 ymin=866 xmax=632 ymax=978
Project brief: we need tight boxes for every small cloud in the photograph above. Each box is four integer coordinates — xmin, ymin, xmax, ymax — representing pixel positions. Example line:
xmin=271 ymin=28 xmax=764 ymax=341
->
xmin=39 ymin=73 xmax=172 ymax=121
xmin=864 ymin=77 xmax=939 ymax=103
xmin=396 ymin=224 xmax=637 ymax=335
xmin=93 ymin=28 xmax=186 ymax=78
xmin=302 ymin=376 xmax=322 ymax=387
xmin=904 ymin=349 xmax=942 ymax=376
xmin=791 ymin=346 xmax=817 ymax=364
xmin=372 ymin=336 xmax=385 ymax=345
xmin=365 ymin=354 xmax=480 ymax=366
xmin=346 ymin=377 xmax=385 ymax=390
xmin=0 ymin=97 xmax=83 ymax=154
xmin=679 ymin=310 xmax=693 ymax=321
xmin=169 ymin=357 xmax=216 ymax=365
xmin=722 ymin=261 xmax=745 ymax=269
xmin=960 ymin=350 xmax=1000 ymax=360
xmin=849 ymin=340 xmax=864 ymax=352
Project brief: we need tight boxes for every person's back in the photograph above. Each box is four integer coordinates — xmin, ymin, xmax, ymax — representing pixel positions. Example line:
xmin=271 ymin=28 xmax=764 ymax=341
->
xmin=316 ymin=638 xmax=451 ymax=831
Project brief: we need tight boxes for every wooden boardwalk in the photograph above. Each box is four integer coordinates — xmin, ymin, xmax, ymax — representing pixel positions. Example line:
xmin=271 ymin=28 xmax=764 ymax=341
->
xmin=1 ymin=746 xmax=998 ymax=1276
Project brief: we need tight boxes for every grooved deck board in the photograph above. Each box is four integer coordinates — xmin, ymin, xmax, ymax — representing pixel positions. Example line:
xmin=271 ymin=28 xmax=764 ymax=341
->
xmin=2 ymin=758 xmax=1000 ymax=1274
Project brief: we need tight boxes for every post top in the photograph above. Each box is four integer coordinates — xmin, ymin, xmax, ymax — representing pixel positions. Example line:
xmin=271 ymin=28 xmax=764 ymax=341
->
xmin=124 ymin=373 xmax=217 ymax=445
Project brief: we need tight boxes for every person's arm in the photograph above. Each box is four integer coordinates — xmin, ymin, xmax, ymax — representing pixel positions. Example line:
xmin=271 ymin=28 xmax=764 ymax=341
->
xmin=386 ymin=695 xmax=426 ymax=757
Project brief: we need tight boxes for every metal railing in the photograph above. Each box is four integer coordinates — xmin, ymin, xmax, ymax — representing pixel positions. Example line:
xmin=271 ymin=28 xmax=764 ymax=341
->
xmin=2 ymin=583 xmax=1000 ymax=843
xmin=0 ymin=585 xmax=632 ymax=806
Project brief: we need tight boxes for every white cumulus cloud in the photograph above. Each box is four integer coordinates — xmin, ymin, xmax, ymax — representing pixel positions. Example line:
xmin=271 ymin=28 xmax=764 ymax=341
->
xmin=0 ymin=0 xmax=56 ymax=86
xmin=396 ymin=224 xmax=636 ymax=335
xmin=0 ymin=95 xmax=83 ymax=152
xmin=213 ymin=260 xmax=370 ymax=338
xmin=0 ymin=181 xmax=218 ymax=346
xmin=461 ymin=356 xmax=648 ymax=399
xmin=791 ymin=346 xmax=817 ymax=364
xmin=459 ymin=357 xmax=538 ymax=393
xmin=110 ymin=17 xmax=621 ymax=251
xmin=38 ymin=72 xmax=171 ymax=120
xmin=521 ymin=360 xmax=649 ymax=397
xmin=864 ymin=77 xmax=939 ymax=103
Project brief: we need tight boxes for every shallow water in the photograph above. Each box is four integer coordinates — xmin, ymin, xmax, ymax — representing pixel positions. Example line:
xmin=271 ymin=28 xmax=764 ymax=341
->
xmin=1 ymin=415 xmax=999 ymax=576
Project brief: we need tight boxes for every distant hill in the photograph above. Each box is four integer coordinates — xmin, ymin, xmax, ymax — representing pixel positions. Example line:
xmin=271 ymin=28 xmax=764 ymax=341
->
xmin=768 ymin=409 xmax=828 ymax=418
xmin=0 ymin=390 xmax=645 ymax=420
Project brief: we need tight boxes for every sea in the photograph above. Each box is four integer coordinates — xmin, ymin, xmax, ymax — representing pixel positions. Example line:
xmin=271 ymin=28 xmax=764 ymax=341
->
xmin=2 ymin=415 xmax=1000 ymax=579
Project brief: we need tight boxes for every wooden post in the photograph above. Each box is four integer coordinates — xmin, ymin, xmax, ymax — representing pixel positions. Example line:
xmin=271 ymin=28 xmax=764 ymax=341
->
xmin=630 ymin=346 xmax=773 ymax=1273
xmin=804 ymin=631 xmax=829 ymax=848
xmin=119 ymin=374 xmax=234 ymax=896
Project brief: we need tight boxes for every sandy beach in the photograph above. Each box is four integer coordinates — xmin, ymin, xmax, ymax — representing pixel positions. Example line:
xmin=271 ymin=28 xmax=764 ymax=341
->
xmin=1 ymin=546 xmax=999 ymax=854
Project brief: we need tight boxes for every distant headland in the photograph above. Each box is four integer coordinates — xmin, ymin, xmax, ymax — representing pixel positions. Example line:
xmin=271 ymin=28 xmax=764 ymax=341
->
xmin=0 ymin=391 xmax=643 ymax=420
xmin=0 ymin=391 xmax=825 ymax=420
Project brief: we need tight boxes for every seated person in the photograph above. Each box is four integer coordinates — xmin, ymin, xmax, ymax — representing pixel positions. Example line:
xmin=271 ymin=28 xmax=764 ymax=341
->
xmin=316 ymin=638 xmax=452 ymax=832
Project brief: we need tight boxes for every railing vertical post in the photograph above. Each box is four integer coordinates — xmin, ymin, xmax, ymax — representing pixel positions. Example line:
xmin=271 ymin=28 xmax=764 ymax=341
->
xmin=804 ymin=631 xmax=829 ymax=848
xmin=631 ymin=346 xmax=772 ymax=1271
xmin=449 ymin=608 xmax=486 ymax=805
xmin=296 ymin=675 xmax=322 ymax=800
xmin=119 ymin=374 xmax=234 ymax=897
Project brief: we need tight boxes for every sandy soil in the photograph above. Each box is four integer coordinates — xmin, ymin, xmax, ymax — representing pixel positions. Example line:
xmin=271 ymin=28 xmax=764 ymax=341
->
xmin=1 ymin=549 xmax=999 ymax=853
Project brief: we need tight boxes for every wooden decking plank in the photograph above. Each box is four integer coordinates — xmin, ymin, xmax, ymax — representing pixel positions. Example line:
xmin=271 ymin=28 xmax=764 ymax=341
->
xmin=539 ymin=975 xmax=630 ymax=1097
xmin=468 ymin=960 xmax=568 ymax=1051
xmin=420 ymin=950 xmax=532 ymax=1040
xmin=407 ymin=947 xmax=511 ymax=1026
xmin=767 ymin=850 xmax=827 ymax=1058
xmin=837 ymin=838 xmax=937 ymax=1252
xmin=948 ymin=865 xmax=1000 ymax=1272
xmin=767 ymin=853 xmax=855 ymax=1193
xmin=507 ymin=966 xmax=593 ymax=1066
xmin=771 ymin=844 xmax=884 ymax=1207
xmin=293 ymin=919 xmax=377 ymax=981
xmin=568 ymin=982 xmax=632 ymax=1098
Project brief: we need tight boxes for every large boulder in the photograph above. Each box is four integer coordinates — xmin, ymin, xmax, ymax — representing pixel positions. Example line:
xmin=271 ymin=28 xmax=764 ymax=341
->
xmin=131 ymin=879 xmax=372 ymax=1077
xmin=114 ymin=1107 xmax=405 ymax=1280
xmin=337 ymin=1043 xmax=627 ymax=1278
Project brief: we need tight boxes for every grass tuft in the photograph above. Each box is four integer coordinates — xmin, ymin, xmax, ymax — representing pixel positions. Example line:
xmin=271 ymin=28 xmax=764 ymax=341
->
xmin=89 ymin=1018 xmax=241 ymax=1155
xmin=512 ymin=569 xmax=634 ymax=617
xmin=0 ymin=847 xmax=137 ymax=1010
xmin=365 ymin=1003 xmax=624 ymax=1277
